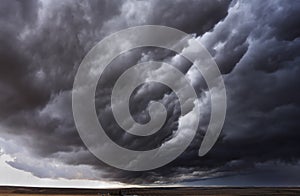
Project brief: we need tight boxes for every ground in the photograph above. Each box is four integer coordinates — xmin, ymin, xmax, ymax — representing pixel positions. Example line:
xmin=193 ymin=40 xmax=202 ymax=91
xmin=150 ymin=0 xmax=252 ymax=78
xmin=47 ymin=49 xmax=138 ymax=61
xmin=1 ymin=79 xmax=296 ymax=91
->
xmin=0 ymin=186 xmax=300 ymax=196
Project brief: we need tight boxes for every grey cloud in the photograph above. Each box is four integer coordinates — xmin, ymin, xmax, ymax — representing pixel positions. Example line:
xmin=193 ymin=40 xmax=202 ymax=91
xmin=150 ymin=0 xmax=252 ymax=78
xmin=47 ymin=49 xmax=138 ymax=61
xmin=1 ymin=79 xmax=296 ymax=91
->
xmin=0 ymin=0 xmax=300 ymax=186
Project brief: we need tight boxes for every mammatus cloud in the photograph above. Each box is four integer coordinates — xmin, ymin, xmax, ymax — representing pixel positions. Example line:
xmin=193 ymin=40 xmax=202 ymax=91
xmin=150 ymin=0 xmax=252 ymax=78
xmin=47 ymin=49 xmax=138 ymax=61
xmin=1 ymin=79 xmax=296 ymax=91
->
xmin=0 ymin=0 xmax=300 ymax=185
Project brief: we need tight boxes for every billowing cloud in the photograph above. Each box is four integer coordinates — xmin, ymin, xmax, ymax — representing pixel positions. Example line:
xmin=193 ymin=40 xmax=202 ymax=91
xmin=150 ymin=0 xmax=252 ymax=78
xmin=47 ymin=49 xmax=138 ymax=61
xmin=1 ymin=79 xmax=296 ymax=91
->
xmin=0 ymin=0 xmax=299 ymax=186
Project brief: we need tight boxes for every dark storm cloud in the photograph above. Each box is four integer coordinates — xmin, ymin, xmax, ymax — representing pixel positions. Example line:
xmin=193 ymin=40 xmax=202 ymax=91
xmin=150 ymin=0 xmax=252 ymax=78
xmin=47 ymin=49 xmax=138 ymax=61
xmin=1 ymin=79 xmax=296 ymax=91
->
xmin=0 ymin=0 xmax=124 ymax=170
xmin=139 ymin=0 xmax=231 ymax=35
xmin=0 ymin=0 xmax=300 ymax=186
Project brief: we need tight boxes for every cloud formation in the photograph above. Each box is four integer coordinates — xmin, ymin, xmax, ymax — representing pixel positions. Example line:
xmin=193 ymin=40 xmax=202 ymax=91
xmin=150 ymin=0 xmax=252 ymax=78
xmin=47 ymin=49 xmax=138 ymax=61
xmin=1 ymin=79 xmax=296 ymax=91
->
xmin=0 ymin=0 xmax=299 ymax=186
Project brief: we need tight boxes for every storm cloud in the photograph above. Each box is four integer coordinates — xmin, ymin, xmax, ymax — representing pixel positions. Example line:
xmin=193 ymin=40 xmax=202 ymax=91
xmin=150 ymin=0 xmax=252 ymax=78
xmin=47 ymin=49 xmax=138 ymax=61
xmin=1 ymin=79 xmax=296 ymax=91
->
xmin=0 ymin=0 xmax=300 ymax=186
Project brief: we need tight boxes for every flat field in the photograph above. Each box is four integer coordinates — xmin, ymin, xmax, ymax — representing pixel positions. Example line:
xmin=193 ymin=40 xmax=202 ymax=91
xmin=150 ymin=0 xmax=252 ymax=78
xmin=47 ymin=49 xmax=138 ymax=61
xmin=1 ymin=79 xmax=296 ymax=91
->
xmin=0 ymin=186 xmax=300 ymax=196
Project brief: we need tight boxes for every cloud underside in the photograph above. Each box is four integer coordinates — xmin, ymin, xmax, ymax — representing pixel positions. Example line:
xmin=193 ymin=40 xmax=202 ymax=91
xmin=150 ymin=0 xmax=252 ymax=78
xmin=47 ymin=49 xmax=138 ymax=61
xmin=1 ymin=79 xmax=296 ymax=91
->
xmin=0 ymin=0 xmax=300 ymax=185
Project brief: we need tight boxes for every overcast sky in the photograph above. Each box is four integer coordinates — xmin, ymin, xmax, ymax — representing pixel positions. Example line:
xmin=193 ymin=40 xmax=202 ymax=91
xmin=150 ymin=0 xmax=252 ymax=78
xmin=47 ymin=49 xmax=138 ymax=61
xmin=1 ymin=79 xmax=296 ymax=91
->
xmin=0 ymin=0 xmax=300 ymax=187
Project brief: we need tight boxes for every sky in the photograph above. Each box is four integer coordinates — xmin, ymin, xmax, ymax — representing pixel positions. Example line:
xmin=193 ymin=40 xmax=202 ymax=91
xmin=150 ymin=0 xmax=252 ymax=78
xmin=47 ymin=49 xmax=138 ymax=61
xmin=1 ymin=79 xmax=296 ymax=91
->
xmin=0 ymin=0 xmax=300 ymax=187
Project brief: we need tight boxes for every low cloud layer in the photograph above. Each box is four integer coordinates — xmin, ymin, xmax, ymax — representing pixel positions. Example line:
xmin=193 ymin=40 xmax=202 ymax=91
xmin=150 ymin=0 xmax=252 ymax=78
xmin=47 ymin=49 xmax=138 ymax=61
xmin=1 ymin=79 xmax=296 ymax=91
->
xmin=0 ymin=0 xmax=299 ymax=186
